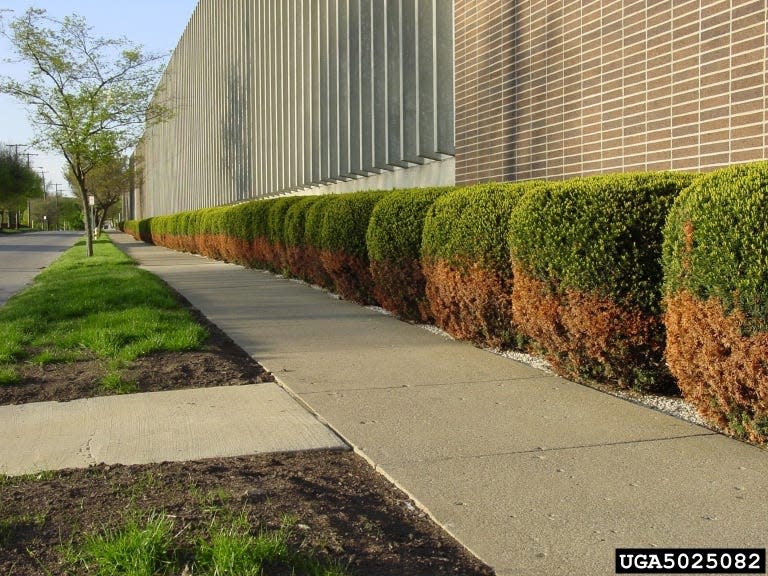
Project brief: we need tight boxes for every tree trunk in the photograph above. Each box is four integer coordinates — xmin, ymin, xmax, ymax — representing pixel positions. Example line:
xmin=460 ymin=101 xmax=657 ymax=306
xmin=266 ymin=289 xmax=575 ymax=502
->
xmin=95 ymin=208 xmax=107 ymax=237
xmin=78 ymin=191 xmax=94 ymax=257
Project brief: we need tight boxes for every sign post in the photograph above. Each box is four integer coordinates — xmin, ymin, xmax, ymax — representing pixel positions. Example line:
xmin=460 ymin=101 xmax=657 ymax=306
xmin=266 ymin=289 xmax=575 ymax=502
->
xmin=88 ymin=195 xmax=96 ymax=238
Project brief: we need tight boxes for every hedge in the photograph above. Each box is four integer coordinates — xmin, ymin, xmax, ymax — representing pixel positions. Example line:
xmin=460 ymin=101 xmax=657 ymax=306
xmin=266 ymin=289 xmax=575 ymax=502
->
xmin=318 ymin=190 xmax=391 ymax=304
xmin=192 ymin=207 xmax=227 ymax=260
xmin=663 ymin=162 xmax=768 ymax=443
xmin=283 ymin=195 xmax=323 ymax=280
xmin=366 ymin=187 xmax=450 ymax=321
xmin=266 ymin=196 xmax=304 ymax=274
xmin=302 ymin=195 xmax=337 ymax=289
xmin=225 ymin=199 xmax=275 ymax=268
xmin=116 ymin=169 xmax=768 ymax=443
xmin=421 ymin=182 xmax=539 ymax=347
xmin=508 ymin=172 xmax=695 ymax=391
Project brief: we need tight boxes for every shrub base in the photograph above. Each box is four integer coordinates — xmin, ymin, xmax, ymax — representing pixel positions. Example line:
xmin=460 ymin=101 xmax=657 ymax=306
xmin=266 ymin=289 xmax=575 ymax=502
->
xmin=513 ymin=268 xmax=672 ymax=392
xmin=370 ymin=258 xmax=432 ymax=322
xmin=423 ymin=259 xmax=516 ymax=348
xmin=665 ymin=291 xmax=768 ymax=443
xmin=320 ymin=250 xmax=377 ymax=304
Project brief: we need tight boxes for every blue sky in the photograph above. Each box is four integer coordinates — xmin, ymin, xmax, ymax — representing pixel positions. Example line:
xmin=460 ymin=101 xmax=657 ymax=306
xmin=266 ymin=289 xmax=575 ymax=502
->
xmin=0 ymin=1 xmax=199 ymax=194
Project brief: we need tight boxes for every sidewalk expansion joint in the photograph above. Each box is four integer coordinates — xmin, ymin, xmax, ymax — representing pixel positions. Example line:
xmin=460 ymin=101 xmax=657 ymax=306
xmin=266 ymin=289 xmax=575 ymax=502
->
xmin=297 ymin=376 xmax=554 ymax=396
xmin=388 ymin=432 xmax=720 ymax=466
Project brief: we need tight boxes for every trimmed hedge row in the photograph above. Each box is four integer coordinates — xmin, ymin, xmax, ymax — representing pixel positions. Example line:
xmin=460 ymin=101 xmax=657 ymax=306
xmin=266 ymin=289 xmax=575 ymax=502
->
xmin=284 ymin=196 xmax=322 ymax=280
xmin=663 ymin=162 xmax=768 ymax=443
xmin=509 ymin=172 xmax=695 ymax=392
xmin=120 ymin=165 xmax=768 ymax=443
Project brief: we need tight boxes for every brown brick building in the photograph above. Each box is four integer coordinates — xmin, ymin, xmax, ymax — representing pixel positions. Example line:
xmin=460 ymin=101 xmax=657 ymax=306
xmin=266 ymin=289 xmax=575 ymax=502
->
xmin=454 ymin=0 xmax=767 ymax=184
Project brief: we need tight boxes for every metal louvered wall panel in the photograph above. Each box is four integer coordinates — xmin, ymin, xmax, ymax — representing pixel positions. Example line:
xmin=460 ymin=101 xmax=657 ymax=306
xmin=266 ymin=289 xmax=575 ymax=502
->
xmin=133 ymin=0 xmax=455 ymax=219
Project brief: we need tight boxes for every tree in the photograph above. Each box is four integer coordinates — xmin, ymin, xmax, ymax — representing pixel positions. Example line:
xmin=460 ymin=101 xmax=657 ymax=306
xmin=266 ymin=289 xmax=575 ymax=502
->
xmin=0 ymin=145 xmax=44 ymax=228
xmin=0 ymin=8 xmax=170 ymax=254
xmin=66 ymin=153 xmax=132 ymax=234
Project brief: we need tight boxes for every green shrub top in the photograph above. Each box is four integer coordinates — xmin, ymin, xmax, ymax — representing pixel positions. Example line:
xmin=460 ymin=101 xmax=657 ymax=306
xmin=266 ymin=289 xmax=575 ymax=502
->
xmin=147 ymin=214 xmax=171 ymax=236
xmin=267 ymin=196 xmax=305 ymax=244
xmin=284 ymin=196 xmax=322 ymax=247
xmin=366 ymin=187 xmax=451 ymax=262
xmin=223 ymin=199 xmax=273 ymax=240
xmin=319 ymin=191 xmax=391 ymax=259
xmin=422 ymin=182 xmax=540 ymax=273
xmin=195 ymin=206 xmax=231 ymax=236
xmin=510 ymin=172 xmax=695 ymax=313
xmin=173 ymin=211 xmax=193 ymax=236
xmin=663 ymin=162 xmax=768 ymax=330
xmin=303 ymin=195 xmax=338 ymax=249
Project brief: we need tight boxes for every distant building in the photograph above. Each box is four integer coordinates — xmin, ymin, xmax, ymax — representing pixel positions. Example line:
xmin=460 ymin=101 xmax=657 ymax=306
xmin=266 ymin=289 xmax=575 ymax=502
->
xmin=130 ymin=0 xmax=768 ymax=218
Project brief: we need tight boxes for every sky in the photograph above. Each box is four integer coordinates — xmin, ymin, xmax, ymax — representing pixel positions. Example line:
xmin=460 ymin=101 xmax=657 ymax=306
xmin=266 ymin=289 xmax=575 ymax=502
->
xmin=0 ymin=0 xmax=199 ymax=195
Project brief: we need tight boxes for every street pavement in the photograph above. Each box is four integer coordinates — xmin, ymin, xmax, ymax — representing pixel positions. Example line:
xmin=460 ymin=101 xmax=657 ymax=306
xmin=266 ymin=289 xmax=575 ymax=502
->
xmin=0 ymin=230 xmax=80 ymax=306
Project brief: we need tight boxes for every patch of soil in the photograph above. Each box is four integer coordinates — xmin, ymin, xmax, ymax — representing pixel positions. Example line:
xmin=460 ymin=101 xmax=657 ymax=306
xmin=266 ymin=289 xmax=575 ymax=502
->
xmin=0 ymin=299 xmax=495 ymax=575
xmin=0 ymin=451 xmax=494 ymax=575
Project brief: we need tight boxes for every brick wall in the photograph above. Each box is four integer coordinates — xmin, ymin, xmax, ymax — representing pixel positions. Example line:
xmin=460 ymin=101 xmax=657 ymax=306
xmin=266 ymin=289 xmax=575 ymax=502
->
xmin=454 ymin=0 xmax=768 ymax=184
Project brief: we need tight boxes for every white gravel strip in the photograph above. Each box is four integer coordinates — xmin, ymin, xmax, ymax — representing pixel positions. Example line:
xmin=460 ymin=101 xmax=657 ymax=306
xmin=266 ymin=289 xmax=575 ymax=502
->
xmin=604 ymin=389 xmax=710 ymax=428
xmin=488 ymin=347 xmax=554 ymax=375
xmin=365 ymin=305 xmax=393 ymax=316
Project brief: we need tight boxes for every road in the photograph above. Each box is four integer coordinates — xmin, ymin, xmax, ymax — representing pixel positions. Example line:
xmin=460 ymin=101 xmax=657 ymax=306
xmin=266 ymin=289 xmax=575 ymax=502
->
xmin=0 ymin=231 xmax=80 ymax=307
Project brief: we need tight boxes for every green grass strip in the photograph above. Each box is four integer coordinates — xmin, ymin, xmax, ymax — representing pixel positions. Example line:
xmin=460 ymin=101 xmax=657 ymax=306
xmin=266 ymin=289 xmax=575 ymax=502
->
xmin=64 ymin=510 xmax=351 ymax=576
xmin=0 ymin=236 xmax=207 ymax=364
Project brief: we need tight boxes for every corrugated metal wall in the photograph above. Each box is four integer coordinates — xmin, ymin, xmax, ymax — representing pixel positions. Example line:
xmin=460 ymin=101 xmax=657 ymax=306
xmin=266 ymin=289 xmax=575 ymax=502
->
xmin=133 ymin=0 xmax=455 ymax=218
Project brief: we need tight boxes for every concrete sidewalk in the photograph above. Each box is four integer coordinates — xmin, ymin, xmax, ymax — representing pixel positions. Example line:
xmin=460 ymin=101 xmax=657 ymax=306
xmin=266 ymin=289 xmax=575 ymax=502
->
xmin=106 ymin=233 xmax=768 ymax=576
xmin=0 ymin=384 xmax=345 ymax=476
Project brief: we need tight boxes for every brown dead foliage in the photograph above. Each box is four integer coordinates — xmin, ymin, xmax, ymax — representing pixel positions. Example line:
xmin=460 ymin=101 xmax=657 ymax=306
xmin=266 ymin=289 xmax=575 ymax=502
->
xmin=271 ymin=241 xmax=291 ymax=274
xmin=320 ymin=250 xmax=377 ymax=304
xmin=247 ymin=236 xmax=276 ymax=269
xmin=149 ymin=232 xmax=280 ymax=272
xmin=665 ymin=291 xmax=768 ymax=443
xmin=285 ymin=245 xmax=309 ymax=279
xmin=423 ymin=259 xmax=516 ymax=348
xmin=512 ymin=267 xmax=672 ymax=392
xmin=299 ymin=245 xmax=335 ymax=290
xmin=217 ymin=235 xmax=247 ymax=264
xmin=189 ymin=233 xmax=221 ymax=260
xmin=370 ymin=258 xmax=432 ymax=322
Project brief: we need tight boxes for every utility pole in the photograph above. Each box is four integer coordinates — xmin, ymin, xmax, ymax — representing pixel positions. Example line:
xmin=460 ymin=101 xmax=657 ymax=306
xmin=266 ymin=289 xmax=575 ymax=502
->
xmin=53 ymin=184 xmax=63 ymax=230
xmin=38 ymin=169 xmax=47 ymax=230
xmin=4 ymin=143 xmax=26 ymax=159
xmin=19 ymin=152 xmax=37 ymax=167
xmin=37 ymin=169 xmax=46 ymax=197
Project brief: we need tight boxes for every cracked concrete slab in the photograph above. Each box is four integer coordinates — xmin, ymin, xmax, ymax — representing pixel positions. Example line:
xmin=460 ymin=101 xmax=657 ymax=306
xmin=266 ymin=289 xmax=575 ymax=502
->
xmin=0 ymin=384 xmax=346 ymax=476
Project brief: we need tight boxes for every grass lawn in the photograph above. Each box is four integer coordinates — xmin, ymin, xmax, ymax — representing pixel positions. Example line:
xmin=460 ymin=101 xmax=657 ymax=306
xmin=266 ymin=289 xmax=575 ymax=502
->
xmin=0 ymin=236 xmax=207 ymax=370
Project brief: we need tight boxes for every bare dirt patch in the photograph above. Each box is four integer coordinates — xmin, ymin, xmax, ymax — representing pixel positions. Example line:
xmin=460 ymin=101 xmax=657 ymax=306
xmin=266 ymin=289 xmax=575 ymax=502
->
xmin=0 ymin=451 xmax=493 ymax=576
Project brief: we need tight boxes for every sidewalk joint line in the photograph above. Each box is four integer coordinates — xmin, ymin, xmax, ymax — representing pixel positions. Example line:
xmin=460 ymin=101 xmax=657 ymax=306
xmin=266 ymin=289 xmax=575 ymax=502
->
xmin=296 ymin=376 xmax=550 ymax=395
xmin=392 ymin=432 xmax=719 ymax=465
